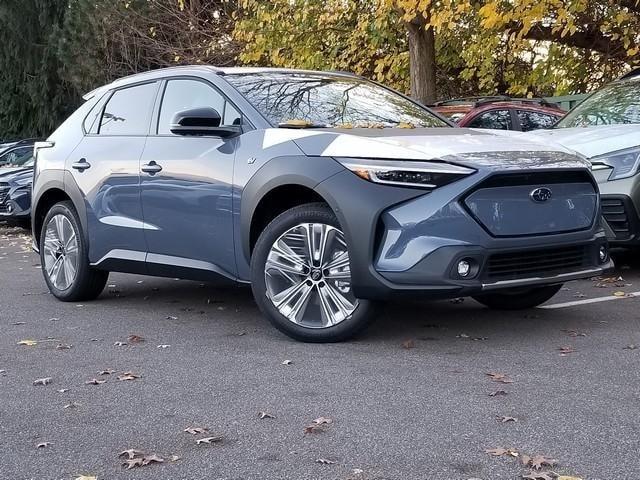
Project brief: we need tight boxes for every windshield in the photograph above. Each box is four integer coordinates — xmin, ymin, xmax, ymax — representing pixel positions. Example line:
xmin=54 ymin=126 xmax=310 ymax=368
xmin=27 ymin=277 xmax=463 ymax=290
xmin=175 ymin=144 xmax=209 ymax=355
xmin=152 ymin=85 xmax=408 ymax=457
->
xmin=225 ymin=72 xmax=449 ymax=128
xmin=556 ymin=78 xmax=640 ymax=128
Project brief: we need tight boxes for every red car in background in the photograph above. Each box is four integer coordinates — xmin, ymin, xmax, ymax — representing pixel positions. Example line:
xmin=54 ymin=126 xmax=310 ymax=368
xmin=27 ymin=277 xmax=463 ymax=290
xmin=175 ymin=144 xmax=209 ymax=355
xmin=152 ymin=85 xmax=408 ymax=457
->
xmin=431 ymin=96 xmax=565 ymax=131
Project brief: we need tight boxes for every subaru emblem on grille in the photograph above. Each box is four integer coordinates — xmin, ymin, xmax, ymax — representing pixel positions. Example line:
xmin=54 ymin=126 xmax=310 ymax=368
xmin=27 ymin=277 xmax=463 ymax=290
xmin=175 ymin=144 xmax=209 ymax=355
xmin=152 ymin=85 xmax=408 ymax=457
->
xmin=530 ymin=187 xmax=552 ymax=203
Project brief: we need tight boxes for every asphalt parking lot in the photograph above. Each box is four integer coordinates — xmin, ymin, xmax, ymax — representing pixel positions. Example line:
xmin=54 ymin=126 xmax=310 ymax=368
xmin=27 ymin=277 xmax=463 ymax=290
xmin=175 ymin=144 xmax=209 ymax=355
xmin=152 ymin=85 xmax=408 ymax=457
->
xmin=1 ymin=223 xmax=639 ymax=480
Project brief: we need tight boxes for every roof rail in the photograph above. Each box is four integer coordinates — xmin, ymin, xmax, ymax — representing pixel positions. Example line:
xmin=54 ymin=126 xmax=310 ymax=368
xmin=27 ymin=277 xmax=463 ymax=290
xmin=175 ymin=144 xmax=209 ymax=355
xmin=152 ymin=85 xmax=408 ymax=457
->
xmin=620 ymin=67 xmax=640 ymax=80
xmin=432 ymin=95 xmax=555 ymax=108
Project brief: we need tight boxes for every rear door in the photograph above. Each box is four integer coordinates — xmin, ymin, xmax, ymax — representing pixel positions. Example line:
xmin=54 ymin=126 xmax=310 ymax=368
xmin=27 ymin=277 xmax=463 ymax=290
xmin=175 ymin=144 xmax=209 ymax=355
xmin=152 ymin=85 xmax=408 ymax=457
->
xmin=139 ymin=77 xmax=242 ymax=280
xmin=67 ymin=81 xmax=159 ymax=265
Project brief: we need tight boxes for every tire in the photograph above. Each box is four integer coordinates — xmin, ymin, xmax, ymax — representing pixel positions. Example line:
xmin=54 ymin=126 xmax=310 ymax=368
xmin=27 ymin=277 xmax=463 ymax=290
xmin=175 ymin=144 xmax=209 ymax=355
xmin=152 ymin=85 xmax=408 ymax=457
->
xmin=39 ymin=201 xmax=108 ymax=302
xmin=250 ymin=203 xmax=375 ymax=342
xmin=472 ymin=284 xmax=563 ymax=310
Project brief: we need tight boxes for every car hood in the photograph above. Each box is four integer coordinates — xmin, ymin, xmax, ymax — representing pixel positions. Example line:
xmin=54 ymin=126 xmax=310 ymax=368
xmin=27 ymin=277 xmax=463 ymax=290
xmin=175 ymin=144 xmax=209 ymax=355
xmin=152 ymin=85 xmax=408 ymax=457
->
xmin=0 ymin=166 xmax=33 ymax=182
xmin=526 ymin=124 xmax=640 ymax=159
xmin=268 ymin=127 xmax=586 ymax=169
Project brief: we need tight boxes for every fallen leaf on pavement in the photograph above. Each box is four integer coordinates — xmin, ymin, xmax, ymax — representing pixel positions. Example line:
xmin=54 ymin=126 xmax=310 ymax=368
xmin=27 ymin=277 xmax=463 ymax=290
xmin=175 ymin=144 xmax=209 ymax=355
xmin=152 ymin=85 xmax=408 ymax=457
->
xmin=561 ymin=329 xmax=587 ymax=337
xmin=402 ymin=339 xmax=415 ymax=349
xmin=489 ymin=390 xmax=508 ymax=397
xmin=184 ymin=427 xmax=208 ymax=435
xmin=526 ymin=455 xmax=558 ymax=470
xmin=497 ymin=415 xmax=517 ymax=423
xmin=85 ymin=378 xmax=106 ymax=385
xmin=313 ymin=417 xmax=332 ymax=425
xmin=142 ymin=453 xmax=164 ymax=466
xmin=486 ymin=372 xmax=513 ymax=383
xmin=613 ymin=291 xmax=629 ymax=297
xmin=33 ymin=377 xmax=52 ymax=386
xmin=485 ymin=447 xmax=519 ymax=457
xmin=118 ymin=371 xmax=141 ymax=381
xmin=123 ymin=458 xmax=144 ymax=469
xmin=127 ymin=334 xmax=144 ymax=343
xmin=195 ymin=436 xmax=223 ymax=445
xmin=259 ymin=411 xmax=275 ymax=419
xmin=304 ymin=417 xmax=333 ymax=434
xmin=36 ymin=442 xmax=51 ymax=448
xmin=315 ymin=458 xmax=336 ymax=464
xmin=282 ymin=359 xmax=293 ymax=365
xmin=522 ymin=473 xmax=554 ymax=480
xmin=558 ymin=346 xmax=575 ymax=356
xmin=17 ymin=339 xmax=37 ymax=346
xmin=119 ymin=449 xmax=145 ymax=459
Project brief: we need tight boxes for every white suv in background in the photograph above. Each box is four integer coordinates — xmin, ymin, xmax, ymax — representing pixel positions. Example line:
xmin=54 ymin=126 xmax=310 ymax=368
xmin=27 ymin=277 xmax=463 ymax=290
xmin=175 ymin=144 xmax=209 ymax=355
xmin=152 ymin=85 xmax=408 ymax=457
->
xmin=527 ymin=69 xmax=640 ymax=246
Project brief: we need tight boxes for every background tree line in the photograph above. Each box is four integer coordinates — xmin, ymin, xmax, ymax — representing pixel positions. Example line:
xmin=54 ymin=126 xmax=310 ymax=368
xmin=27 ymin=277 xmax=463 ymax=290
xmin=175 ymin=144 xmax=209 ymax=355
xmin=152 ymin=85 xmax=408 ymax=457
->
xmin=0 ymin=0 xmax=638 ymax=139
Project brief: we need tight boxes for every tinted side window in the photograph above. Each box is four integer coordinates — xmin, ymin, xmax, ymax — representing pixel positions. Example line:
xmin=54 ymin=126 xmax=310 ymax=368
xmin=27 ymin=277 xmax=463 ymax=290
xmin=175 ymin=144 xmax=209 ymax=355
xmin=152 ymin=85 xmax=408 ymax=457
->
xmin=466 ymin=109 xmax=512 ymax=130
xmin=99 ymin=82 xmax=158 ymax=136
xmin=158 ymin=79 xmax=241 ymax=134
xmin=0 ymin=146 xmax=32 ymax=166
xmin=517 ymin=110 xmax=558 ymax=131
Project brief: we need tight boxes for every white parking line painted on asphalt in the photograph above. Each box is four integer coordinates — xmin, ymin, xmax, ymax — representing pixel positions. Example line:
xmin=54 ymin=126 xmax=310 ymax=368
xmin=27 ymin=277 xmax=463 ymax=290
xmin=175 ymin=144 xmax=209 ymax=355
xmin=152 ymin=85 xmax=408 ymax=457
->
xmin=540 ymin=291 xmax=640 ymax=309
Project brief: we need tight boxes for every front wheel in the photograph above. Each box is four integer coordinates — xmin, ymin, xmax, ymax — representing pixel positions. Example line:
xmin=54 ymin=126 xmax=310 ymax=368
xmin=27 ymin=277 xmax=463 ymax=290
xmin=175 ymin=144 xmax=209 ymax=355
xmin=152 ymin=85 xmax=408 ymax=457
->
xmin=472 ymin=284 xmax=563 ymax=310
xmin=250 ymin=203 xmax=375 ymax=342
xmin=40 ymin=201 xmax=109 ymax=302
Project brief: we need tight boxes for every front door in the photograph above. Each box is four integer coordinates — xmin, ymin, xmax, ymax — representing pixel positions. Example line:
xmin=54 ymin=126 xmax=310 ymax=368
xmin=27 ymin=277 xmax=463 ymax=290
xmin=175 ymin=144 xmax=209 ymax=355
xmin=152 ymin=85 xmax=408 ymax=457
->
xmin=140 ymin=77 xmax=241 ymax=280
xmin=68 ymin=81 xmax=159 ymax=265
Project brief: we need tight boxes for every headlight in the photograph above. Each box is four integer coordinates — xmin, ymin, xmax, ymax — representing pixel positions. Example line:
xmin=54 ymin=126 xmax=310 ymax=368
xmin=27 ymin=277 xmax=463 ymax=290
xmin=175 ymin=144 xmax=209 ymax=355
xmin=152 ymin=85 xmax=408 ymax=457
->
xmin=337 ymin=158 xmax=475 ymax=189
xmin=591 ymin=147 xmax=640 ymax=181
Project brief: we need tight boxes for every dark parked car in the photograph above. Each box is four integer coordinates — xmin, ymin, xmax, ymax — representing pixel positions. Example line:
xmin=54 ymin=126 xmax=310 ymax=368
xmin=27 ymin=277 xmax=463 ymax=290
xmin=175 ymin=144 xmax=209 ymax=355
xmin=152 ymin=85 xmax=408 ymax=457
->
xmin=431 ymin=97 xmax=565 ymax=131
xmin=0 ymin=154 xmax=33 ymax=224
xmin=32 ymin=67 xmax=611 ymax=342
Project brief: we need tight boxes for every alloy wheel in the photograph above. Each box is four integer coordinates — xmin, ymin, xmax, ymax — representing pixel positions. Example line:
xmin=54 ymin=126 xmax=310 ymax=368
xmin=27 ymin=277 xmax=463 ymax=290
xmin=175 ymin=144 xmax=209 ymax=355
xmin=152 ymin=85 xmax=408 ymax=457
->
xmin=42 ymin=214 xmax=79 ymax=291
xmin=264 ymin=223 xmax=358 ymax=328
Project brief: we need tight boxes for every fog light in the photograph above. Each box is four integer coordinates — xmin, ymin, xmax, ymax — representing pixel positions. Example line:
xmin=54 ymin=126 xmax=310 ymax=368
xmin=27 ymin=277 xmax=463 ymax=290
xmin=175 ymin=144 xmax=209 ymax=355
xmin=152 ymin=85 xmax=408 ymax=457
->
xmin=599 ymin=245 xmax=608 ymax=263
xmin=457 ymin=260 xmax=471 ymax=277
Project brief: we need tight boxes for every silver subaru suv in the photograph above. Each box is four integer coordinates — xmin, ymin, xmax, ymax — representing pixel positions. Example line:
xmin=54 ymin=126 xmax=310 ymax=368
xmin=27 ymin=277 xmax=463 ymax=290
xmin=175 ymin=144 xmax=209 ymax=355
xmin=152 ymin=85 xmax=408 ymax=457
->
xmin=32 ymin=66 xmax=612 ymax=342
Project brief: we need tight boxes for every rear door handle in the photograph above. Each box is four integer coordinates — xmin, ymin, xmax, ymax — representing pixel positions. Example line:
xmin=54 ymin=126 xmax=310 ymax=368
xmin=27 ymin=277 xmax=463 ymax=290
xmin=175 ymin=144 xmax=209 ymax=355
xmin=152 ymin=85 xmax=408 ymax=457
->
xmin=141 ymin=161 xmax=162 ymax=174
xmin=71 ymin=158 xmax=91 ymax=171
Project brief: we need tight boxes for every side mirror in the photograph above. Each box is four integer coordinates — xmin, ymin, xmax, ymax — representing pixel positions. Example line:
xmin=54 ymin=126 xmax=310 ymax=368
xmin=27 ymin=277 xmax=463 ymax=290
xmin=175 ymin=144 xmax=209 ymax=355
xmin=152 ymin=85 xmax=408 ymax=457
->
xmin=170 ymin=107 xmax=241 ymax=137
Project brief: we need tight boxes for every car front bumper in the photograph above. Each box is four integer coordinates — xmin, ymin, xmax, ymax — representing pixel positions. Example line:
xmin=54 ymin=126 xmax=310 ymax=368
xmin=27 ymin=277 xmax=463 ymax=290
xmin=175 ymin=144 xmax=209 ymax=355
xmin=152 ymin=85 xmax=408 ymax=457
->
xmin=316 ymin=168 xmax=613 ymax=300
xmin=0 ymin=186 xmax=31 ymax=220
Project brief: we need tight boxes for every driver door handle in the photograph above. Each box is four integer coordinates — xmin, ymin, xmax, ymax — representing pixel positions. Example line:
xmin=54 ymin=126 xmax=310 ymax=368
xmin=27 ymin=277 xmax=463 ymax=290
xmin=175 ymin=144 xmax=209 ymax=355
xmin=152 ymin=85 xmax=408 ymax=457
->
xmin=141 ymin=161 xmax=163 ymax=174
xmin=71 ymin=158 xmax=91 ymax=171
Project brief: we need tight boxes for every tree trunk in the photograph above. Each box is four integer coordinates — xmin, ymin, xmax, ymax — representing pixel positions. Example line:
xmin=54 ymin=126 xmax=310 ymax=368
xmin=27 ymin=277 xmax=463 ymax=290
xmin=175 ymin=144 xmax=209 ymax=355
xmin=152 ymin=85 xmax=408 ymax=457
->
xmin=406 ymin=20 xmax=437 ymax=104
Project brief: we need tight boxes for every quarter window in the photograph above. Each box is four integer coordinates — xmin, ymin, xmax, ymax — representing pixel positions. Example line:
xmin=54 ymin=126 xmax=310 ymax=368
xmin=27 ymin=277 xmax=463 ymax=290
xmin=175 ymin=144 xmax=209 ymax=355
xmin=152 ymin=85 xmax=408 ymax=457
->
xmin=158 ymin=79 xmax=242 ymax=134
xmin=466 ymin=109 xmax=512 ymax=130
xmin=517 ymin=110 xmax=558 ymax=131
xmin=99 ymin=82 xmax=158 ymax=136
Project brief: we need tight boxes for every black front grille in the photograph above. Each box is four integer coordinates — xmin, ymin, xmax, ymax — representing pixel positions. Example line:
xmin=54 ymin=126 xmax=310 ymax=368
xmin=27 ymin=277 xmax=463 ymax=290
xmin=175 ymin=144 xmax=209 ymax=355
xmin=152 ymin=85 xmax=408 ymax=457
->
xmin=601 ymin=198 xmax=630 ymax=239
xmin=0 ymin=185 xmax=8 ymax=205
xmin=486 ymin=245 xmax=589 ymax=281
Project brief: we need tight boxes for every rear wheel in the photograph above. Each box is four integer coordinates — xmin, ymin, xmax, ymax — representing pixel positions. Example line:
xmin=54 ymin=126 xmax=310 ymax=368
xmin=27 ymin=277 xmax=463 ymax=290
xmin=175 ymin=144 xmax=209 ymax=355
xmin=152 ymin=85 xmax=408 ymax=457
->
xmin=250 ymin=203 xmax=375 ymax=342
xmin=40 ymin=201 xmax=108 ymax=302
xmin=472 ymin=284 xmax=563 ymax=310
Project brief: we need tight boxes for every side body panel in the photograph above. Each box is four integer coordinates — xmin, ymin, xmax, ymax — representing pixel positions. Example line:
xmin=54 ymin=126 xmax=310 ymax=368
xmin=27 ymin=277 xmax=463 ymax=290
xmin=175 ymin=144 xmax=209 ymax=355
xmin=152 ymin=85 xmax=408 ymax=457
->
xmin=140 ymin=136 xmax=238 ymax=278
